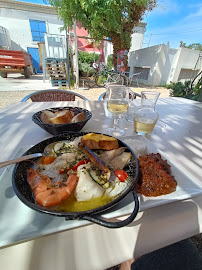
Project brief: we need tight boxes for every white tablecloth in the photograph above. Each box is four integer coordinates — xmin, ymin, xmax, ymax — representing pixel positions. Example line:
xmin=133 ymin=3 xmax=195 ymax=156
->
xmin=0 ymin=98 xmax=202 ymax=270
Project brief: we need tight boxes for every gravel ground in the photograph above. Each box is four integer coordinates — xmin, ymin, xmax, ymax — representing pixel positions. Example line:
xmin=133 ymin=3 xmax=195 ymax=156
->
xmin=0 ymin=84 xmax=171 ymax=110
xmin=0 ymin=73 xmax=171 ymax=109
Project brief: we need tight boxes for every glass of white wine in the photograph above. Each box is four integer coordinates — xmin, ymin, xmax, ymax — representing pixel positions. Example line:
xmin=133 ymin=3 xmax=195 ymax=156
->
xmin=106 ymin=84 xmax=129 ymax=136
xmin=134 ymin=91 xmax=160 ymax=135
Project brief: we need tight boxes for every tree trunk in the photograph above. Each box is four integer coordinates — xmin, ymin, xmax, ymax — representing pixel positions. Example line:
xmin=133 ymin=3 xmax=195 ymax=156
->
xmin=111 ymin=35 xmax=129 ymax=71
xmin=73 ymin=20 xmax=79 ymax=89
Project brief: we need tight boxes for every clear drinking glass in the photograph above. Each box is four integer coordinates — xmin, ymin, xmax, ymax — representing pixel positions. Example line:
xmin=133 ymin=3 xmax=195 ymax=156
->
xmin=125 ymin=91 xmax=141 ymax=122
xmin=134 ymin=91 xmax=160 ymax=135
xmin=106 ymin=85 xmax=129 ymax=136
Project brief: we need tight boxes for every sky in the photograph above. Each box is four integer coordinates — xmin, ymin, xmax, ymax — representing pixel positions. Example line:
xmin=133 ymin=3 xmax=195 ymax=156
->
xmin=142 ymin=0 xmax=202 ymax=48
xmin=15 ymin=0 xmax=202 ymax=49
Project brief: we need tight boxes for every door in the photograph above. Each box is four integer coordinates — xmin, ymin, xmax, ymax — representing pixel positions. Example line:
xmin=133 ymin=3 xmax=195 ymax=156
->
xmin=27 ymin=47 xmax=42 ymax=73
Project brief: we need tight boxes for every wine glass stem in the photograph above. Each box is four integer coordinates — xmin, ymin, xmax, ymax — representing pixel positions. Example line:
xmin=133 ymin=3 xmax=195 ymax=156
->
xmin=113 ymin=117 xmax=120 ymax=130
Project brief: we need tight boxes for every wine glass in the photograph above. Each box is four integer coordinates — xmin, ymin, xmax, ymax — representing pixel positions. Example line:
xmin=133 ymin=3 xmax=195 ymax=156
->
xmin=106 ymin=84 xmax=129 ymax=136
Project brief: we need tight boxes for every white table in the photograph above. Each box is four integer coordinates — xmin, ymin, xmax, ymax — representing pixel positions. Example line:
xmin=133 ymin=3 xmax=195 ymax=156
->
xmin=0 ymin=98 xmax=202 ymax=270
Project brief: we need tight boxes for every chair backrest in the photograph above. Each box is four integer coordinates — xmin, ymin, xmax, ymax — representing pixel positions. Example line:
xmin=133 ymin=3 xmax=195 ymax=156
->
xmin=98 ymin=91 xmax=141 ymax=101
xmin=130 ymin=72 xmax=141 ymax=79
xmin=98 ymin=92 xmax=106 ymax=101
xmin=21 ymin=89 xmax=88 ymax=102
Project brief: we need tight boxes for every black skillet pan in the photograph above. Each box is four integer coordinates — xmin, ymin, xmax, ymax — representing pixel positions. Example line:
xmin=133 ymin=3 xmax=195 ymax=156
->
xmin=12 ymin=132 xmax=139 ymax=228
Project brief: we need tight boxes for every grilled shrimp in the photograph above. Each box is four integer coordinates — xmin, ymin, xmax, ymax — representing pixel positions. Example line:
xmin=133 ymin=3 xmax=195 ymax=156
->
xmin=27 ymin=168 xmax=78 ymax=207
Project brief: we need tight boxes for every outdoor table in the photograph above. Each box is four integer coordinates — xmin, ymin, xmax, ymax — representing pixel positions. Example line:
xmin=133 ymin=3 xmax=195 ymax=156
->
xmin=0 ymin=97 xmax=202 ymax=270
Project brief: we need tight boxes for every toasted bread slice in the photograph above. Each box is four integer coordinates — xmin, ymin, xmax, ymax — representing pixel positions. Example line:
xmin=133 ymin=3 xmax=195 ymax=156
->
xmin=71 ymin=111 xmax=86 ymax=123
xmin=81 ymin=133 xmax=119 ymax=150
xmin=40 ymin=110 xmax=56 ymax=124
xmin=49 ymin=110 xmax=74 ymax=124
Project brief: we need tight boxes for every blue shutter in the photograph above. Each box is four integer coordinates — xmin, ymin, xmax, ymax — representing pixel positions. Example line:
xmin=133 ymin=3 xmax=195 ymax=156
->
xmin=29 ymin=20 xmax=46 ymax=42
xmin=39 ymin=23 xmax=46 ymax=33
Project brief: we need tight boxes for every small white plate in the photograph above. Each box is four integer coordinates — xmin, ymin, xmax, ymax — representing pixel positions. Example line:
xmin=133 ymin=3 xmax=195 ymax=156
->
xmin=122 ymin=136 xmax=202 ymax=211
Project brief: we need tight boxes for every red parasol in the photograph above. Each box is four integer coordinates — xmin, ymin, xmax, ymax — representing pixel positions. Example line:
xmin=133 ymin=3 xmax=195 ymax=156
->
xmin=79 ymin=42 xmax=94 ymax=49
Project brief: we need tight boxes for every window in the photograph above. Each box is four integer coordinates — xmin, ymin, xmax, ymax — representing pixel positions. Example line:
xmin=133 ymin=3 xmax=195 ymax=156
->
xmin=29 ymin=19 xmax=46 ymax=42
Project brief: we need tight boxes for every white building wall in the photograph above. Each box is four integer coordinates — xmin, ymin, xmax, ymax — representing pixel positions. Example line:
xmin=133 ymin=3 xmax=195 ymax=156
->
xmin=128 ymin=44 xmax=165 ymax=85
xmin=129 ymin=44 xmax=201 ymax=86
xmin=152 ymin=44 xmax=168 ymax=85
xmin=0 ymin=7 xmax=65 ymax=52
xmin=130 ymin=25 xmax=146 ymax=51
xmin=161 ymin=48 xmax=178 ymax=84
xmin=170 ymin=48 xmax=200 ymax=83
xmin=0 ymin=12 xmax=32 ymax=51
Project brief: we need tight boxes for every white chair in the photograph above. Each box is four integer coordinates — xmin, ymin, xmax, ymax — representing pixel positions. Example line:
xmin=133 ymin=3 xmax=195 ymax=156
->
xmin=129 ymin=72 xmax=141 ymax=87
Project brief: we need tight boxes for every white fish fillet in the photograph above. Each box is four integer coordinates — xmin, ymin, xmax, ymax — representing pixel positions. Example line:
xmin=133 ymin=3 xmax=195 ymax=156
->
xmin=99 ymin=147 xmax=127 ymax=164
xmin=110 ymin=152 xmax=131 ymax=170
xmin=75 ymin=164 xmax=105 ymax=201
xmin=105 ymin=181 xmax=127 ymax=197
xmin=55 ymin=153 xmax=77 ymax=166
xmin=38 ymin=152 xmax=77 ymax=181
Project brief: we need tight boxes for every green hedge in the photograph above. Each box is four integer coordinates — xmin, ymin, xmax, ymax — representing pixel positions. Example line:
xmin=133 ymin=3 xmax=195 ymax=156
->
xmin=78 ymin=51 xmax=99 ymax=76
xmin=78 ymin=51 xmax=99 ymax=65
xmin=166 ymin=79 xmax=202 ymax=101
xmin=78 ymin=51 xmax=114 ymax=77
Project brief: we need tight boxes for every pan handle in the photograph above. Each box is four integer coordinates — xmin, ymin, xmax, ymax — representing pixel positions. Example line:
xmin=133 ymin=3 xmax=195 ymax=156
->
xmin=81 ymin=191 xmax=139 ymax=228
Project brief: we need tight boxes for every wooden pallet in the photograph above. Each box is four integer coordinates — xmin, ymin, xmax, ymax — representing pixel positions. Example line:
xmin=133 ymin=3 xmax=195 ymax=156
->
xmin=46 ymin=59 xmax=66 ymax=67
xmin=45 ymin=59 xmax=67 ymax=81
xmin=50 ymin=74 xmax=67 ymax=79
xmin=51 ymin=79 xmax=68 ymax=86
xmin=46 ymin=65 xmax=66 ymax=71
xmin=45 ymin=59 xmax=66 ymax=70
xmin=47 ymin=71 xmax=67 ymax=79
xmin=46 ymin=68 xmax=66 ymax=74
xmin=46 ymin=66 xmax=66 ymax=72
